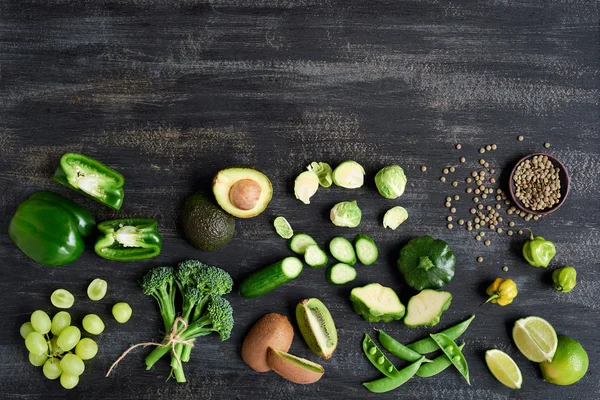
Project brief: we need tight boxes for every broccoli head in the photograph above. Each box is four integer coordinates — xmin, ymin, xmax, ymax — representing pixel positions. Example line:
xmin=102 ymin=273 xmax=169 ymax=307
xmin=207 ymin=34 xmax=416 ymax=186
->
xmin=140 ymin=266 xmax=177 ymax=330
xmin=183 ymin=295 xmax=234 ymax=341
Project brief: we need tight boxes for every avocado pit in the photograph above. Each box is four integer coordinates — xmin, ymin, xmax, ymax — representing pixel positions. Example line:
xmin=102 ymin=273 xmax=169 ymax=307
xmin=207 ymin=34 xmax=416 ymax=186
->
xmin=229 ymin=179 xmax=261 ymax=210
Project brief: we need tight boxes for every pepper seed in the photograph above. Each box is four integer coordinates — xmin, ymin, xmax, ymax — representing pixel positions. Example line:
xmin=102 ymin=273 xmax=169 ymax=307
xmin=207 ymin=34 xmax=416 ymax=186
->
xmin=458 ymin=219 xmax=465 ymax=225
xmin=454 ymin=195 xmax=460 ymax=201
xmin=507 ymin=230 xmax=513 ymax=236
xmin=486 ymin=145 xmax=492 ymax=151
xmin=479 ymin=148 xmax=485 ymax=154
xmin=544 ymin=142 xmax=551 ymax=148
xmin=447 ymin=216 xmax=453 ymax=222
xmin=466 ymin=187 xmax=473 ymax=193
xmin=485 ymin=240 xmax=491 ymax=246
xmin=452 ymin=181 xmax=458 ymax=187
xmin=445 ymin=201 xmax=451 ymax=207
xmin=450 ymin=207 xmax=456 ymax=213
xmin=492 ymin=144 xmax=497 ymax=150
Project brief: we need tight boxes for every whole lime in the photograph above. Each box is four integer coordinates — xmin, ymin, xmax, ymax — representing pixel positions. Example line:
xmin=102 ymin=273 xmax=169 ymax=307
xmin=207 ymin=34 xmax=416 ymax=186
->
xmin=540 ymin=335 xmax=588 ymax=385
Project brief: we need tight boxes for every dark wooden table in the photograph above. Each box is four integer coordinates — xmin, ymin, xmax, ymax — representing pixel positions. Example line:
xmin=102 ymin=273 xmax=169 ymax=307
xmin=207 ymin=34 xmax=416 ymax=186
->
xmin=1 ymin=1 xmax=598 ymax=399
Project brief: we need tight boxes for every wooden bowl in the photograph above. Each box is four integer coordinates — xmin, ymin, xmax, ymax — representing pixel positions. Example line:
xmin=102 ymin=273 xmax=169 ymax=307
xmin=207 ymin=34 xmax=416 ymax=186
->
xmin=508 ymin=152 xmax=570 ymax=216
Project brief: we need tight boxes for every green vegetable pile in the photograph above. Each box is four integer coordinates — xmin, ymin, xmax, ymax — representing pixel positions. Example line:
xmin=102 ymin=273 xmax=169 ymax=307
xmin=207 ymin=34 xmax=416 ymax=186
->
xmin=140 ymin=260 xmax=234 ymax=383
xmin=361 ymin=316 xmax=475 ymax=393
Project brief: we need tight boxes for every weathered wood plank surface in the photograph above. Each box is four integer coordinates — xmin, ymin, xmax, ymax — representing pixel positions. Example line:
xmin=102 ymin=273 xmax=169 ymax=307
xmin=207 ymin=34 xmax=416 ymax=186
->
xmin=0 ymin=0 xmax=598 ymax=399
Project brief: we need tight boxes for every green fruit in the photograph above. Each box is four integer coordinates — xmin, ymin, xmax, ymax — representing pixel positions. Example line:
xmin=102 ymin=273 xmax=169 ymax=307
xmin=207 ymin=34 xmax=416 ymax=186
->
xmin=212 ymin=167 xmax=273 ymax=218
xmin=180 ymin=191 xmax=235 ymax=251
xmin=295 ymin=298 xmax=338 ymax=360
xmin=540 ymin=335 xmax=588 ymax=385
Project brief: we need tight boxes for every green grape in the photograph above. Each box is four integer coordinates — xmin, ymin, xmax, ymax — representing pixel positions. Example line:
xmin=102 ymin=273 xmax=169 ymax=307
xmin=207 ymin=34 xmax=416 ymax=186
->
xmin=112 ymin=302 xmax=132 ymax=323
xmin=60 ymin=373 xmax=79 ymax=389
xmin=29 ymin=352 xmax=48 ymax=367
xmin=20 ymin=322 xmax=35 ymax=339
xmin=75 ymin=338 xmax=98 ymax=360
xmin=43 ymin=357 xmax=62 ymax=380
xmin=31 ymin=310 xmax=51 ymax=334
xmin=60 ymin=353 xmax=85 ymax=376
xmin=51 ymin=311 xmax=71 ymax=336
xmin=57 ymin=326 xmax=81 ymax=351
xmin=87 ymin=278 xmax=108 ymax=301
xmin=51 ymin=289 xmax=75 ymax=309
xmin=82 ymin=314 xmax=105 ymax=335
xmin=25 ymin=332 xmax=48 ymax=355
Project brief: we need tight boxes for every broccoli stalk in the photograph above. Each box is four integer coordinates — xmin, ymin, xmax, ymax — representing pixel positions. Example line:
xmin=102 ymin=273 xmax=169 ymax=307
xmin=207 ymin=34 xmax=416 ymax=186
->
xmin=142 ymin=260 xmax=233 ymax=383
xmin=140 ymin=266 xmax=177 ymax=332
xmin=144 ymin=296 xmax=234 ymax=381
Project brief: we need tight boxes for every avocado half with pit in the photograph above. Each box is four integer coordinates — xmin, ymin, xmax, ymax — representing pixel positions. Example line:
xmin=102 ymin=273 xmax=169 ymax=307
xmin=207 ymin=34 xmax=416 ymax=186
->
xmin=213 ymin=167 xmax=273 ymax=218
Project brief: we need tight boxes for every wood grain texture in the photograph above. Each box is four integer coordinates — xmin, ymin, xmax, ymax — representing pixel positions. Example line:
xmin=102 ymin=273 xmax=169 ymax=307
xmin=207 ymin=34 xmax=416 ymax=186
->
xmin=0 ymin=0 xmax=598 ymax=399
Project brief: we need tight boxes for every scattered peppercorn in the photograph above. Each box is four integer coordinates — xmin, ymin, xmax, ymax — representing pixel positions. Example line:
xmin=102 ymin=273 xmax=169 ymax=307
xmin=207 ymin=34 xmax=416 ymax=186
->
xmin=477 ymin=256 xmax=484 ymax=263
xmin=450 ymin=207 xmax=456 ymax=213
xmin=454 ymin=195 xmax=460 ymax=201
xmin=458 ymin=219 xmax=465 ymax=225
xmin=544 ymin=142 xmax=551 ymax=148
xmin=452 ymin=181 xmax=458 ymax=187
xmin=450 ymin=167 xmax=456 ymax=173
xmin=479 ymin=148 xmax=485 ymax=154
xmin=485 ymin=240 xmax=491 ymax=246
xmin=456 ymin=144 xmax=462 ymax=150
xmin=518 ymin=135 xmax=524 ymax=141
xmin=492 ymin=144 xmax=497 ymax=150
xmin=503 ymin=266 xmax=509 ymax=272
xmin=443 ymin=168 xmax=449 ymax=174
xmin=507 ymin=230 xmax=513 ymax=236
xmin=460 ymin=157 xmax=466 ymax=163
xmin=421 ymin=165 xmax=427 ymax=172
xmin=440 ymin=176 xmax=446 ymax=182
xmin=447 ymin=223 xmax=453 ymax=229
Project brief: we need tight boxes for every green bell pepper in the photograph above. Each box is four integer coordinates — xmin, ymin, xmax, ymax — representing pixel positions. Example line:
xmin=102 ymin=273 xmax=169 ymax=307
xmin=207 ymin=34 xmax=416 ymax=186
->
xmin=552 ymin=266 xmax=577 ymax=293
xmin=53 ymin=153 xmax=125 ymax=210
xmin=8 ymin=191 xmax=95 ymax=266
xmin=522 ymin=231 xmax=556 ymax=268
xmin=94 ymin=218 xmax=162 ymax=261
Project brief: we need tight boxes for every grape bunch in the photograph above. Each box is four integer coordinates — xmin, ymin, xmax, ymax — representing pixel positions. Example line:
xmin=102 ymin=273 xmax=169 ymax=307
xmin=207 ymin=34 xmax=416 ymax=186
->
xmin=21 ymin=281 xmax=132 ymax=389
xmin=21 ymin=310 xmax=97 ymax=389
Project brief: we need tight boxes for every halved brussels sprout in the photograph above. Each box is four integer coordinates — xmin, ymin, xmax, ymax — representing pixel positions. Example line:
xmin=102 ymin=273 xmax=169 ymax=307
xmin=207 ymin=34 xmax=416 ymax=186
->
xmin=332 ymin=161 xmax=365 ymax=189
xmin=383 ymin=206 xmax=408 ymax=230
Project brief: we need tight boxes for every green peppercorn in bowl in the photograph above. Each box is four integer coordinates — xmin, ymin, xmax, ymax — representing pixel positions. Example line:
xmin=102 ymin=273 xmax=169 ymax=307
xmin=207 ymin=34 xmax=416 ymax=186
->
xmin=509 ymin=153 xmax=570 ymax=215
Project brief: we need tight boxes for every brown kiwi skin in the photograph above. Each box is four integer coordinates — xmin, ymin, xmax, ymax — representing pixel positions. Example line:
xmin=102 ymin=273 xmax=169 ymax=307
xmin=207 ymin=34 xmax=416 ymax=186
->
xmin=267 ymin=348 xmax=324 ymax=384
xmin=242 ymin=313 xmax=294 ymax=372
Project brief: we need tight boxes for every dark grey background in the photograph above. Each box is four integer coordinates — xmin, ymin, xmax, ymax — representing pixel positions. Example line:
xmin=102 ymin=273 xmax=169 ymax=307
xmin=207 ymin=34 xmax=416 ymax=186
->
xmin=1 ymin=0 xmax=598 ymax=399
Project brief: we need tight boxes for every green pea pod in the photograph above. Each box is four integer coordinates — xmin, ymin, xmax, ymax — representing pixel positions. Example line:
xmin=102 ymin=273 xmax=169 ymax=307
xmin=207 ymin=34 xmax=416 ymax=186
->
xmin=362 ymin=356 xmax=427 ymax=393
xmin=362 ymin=334 xmax=400 ymax=378
xmin=429 ymin=333 xmax=470 ymax=385
xmin=552 ymin=266 xmax=577 ymax=293
xmin=522 ymin=231 xmax=556 ymax=268
xmin=416 ymin=343 xmax=465 ymax=378
xmin=407 ymin=315 xmax=475 ymax=354
xmin=94 ymin=218 xmax=162 ymax=261
xmin=53 ymin=153 xmax=125 ymax=210
xmin=8 ymin=191 xmax=95 ymax=266
xmin=378 ymin=329 xmax=425 ymax=362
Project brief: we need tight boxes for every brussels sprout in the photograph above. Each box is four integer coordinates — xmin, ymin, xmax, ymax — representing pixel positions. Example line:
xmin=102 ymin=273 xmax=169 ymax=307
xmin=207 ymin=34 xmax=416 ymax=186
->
xmin=294 ymin=171 xmax=319 ymax=204
xmin=383 ymin=206 xmax=408 ymax=230
xmin=307 ymin=162 xmax=333 ymax=187
xmin=330 ymin=201 xmax=362 ymax=228
xmin=332 ymin=161 xmax=365 ymax=189
xmin=374 ymin=165 xmax=407 ymax=199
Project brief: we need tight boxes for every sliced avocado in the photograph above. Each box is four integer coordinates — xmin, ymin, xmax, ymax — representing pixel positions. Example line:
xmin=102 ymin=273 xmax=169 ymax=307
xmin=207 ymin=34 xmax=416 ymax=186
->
xmin=180 ymin=191 xmax=235 ymax=251
xmin=404 ymin=289 xmax=452 ymax=328
xmin=350 ymin=283 xmax=405 ymax=323
xmin=213 ymin=167 xmax=273 ymax=218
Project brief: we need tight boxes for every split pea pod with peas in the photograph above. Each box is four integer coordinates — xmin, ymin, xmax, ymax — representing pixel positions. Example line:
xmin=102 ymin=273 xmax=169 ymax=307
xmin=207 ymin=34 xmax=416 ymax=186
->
xmin=407 ymin=315 xmax=475 ymax=354
xmin=430 ymin=332 xmax=470 ymax=385
xmin=362 ymin=334 xmax=400 ymax=378
xmin=416 ymin=343 xmax=465 ymax=378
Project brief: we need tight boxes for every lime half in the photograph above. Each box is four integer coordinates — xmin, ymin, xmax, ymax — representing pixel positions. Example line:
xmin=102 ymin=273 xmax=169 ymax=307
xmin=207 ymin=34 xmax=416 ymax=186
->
xmin=512 ymin=316 xmax=557 ymax=362
xmin=274 ymin=216 xmax=294 ymax=239
xmin=485 ymin=349 xmax=523 ymax=389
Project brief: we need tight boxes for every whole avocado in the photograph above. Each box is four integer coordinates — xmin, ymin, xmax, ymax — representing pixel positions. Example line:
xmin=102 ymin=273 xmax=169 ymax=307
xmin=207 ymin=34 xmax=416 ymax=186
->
xmin=180 ymin=191 xmax=235 ymax=251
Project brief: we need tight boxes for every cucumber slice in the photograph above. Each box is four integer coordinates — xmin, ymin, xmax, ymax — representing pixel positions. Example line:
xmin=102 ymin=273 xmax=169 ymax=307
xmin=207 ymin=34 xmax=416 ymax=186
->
xmin=304 ymin=244 xmax=328 ymax=268
xmin=289 ymin=233 xmax=318 ymax=255
xmin=327 ymin=263 xmax=357 ymax=284
xmin=329 ymin=237 xmax=356 ymax=265
xmin=239 ymin=257 xmax=304 ymax=298
xmin=354 ymin=234 xmax=378 ymax=265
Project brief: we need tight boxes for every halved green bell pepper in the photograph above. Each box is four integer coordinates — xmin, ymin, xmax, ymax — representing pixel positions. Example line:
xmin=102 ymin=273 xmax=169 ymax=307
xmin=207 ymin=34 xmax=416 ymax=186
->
xmin=8 ymin=191 xmax=95 ymax=266
xmin=53 ymin=153 xmax=125 ymax=210
xmin=95 ymin=218 xmax=162 ymax=261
